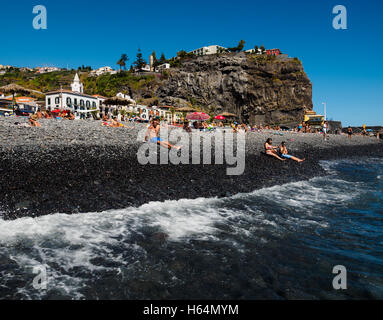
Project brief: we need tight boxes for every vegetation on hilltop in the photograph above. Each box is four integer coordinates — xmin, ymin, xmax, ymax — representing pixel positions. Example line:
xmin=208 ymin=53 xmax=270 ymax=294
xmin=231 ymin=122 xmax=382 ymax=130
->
xmin=248 ymin=54 xmax=302 ymax=65
xmin=0 ymin=69 xmax=76 ymax=92
xmin=132 ymin=49 xmax=147 ymax=71
xmin=83 ymin=72 xmax=156 ymax=97
xmin=227 ymin=40 xmax=246 ymax=53
xmin=0 ymin=68 xmax=157 ymax=97
xmin=116 ymin=54 xmax=129 ymax=71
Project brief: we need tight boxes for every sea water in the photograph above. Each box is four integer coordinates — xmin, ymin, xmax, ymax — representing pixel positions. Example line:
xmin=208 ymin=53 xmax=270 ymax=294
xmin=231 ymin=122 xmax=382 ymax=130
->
xmin=0 ymin=158 xmax=382 ymax=299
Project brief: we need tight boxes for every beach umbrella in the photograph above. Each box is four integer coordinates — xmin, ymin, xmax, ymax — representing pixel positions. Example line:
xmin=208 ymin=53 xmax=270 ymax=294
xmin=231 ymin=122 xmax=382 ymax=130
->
xmin=0 ymin=84 xmax=35 ymax=112
xmin=175 ymin=106 xmax=197 ymax=123
xmin=219 ymin=112 xmax=237 ymax=118
xmin=186 ymin=112 xmax=210 ymax=121
xmin=214 ymin=115 xmax=225 ymax=120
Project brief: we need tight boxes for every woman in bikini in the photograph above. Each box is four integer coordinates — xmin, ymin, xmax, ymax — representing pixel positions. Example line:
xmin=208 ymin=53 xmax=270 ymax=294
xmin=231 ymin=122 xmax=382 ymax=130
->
xmin=279 ymin=141 xmax=305 ymax=162
xmin=264 ymin=138 xmax=285 ymax=161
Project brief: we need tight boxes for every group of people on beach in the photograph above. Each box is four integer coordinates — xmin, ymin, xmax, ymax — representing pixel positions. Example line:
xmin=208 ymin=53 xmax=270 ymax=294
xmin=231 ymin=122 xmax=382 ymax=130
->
xmin=145 ymin=117 xmax=307 ymax=161
xmin=12 ymin=108 xmax=383 ymax=149
xmin=264 ymin=138 xmax=305 ymax=162
xmin=181 ymin=121 xmax=287 ymax=133
xmin=101 ymin=115 xmax=130 ymax=128
xmin=22 ymin=109 xmax=77 ymax=127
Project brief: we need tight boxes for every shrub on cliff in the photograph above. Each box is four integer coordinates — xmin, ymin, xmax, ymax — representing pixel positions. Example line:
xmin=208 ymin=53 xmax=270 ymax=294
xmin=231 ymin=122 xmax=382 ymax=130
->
xmin=227 ymin=40 xmax=246 ymax=53
xmin=82 ymin=72 xmax=155 ymax=97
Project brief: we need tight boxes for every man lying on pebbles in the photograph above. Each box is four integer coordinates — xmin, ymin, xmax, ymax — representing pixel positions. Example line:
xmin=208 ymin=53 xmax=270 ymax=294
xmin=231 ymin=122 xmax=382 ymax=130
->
xmin=279 ymin=141 xmax=305 ymax=162
xmin=264 ymin=138 xmax=305 ymax=162
xmin=13 ymin=115 xmax=41 ymax=127
xmin=101 ymin=116 xmax=135 ymax=129
xmin=145 ymin=119 xmax=182 ymax=150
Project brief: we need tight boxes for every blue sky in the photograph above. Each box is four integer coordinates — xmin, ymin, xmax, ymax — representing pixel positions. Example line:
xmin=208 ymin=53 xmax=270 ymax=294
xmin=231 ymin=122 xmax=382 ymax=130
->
xmin=1 ymin=0 xmax=382 ymax=126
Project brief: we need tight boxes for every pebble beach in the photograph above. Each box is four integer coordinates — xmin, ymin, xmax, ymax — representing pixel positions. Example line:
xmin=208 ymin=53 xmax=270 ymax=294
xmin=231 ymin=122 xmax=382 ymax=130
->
xmin=1 ymin=117 xmax=382 ymax=219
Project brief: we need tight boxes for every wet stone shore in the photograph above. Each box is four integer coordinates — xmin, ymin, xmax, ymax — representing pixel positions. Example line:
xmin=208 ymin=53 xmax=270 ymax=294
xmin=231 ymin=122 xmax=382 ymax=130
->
xmin=1 ymin=118 xmax=382 ymax=219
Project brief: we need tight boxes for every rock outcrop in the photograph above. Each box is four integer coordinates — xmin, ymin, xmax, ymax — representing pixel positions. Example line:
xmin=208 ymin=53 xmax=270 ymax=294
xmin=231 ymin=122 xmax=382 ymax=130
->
xmin=153 ymin=52 xmax=313 ymax=125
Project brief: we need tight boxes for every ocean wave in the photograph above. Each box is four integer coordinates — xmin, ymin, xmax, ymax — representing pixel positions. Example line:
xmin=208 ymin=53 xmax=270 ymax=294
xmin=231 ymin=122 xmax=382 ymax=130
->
xmin=0 ymin=157 xmax=381 ymax=299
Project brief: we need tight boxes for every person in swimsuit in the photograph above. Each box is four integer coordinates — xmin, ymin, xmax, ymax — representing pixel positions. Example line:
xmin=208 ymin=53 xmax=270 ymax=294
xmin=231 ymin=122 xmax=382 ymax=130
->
xmin=323 ymin=121 xmax=328 ymax=141
xmin=183 ymin=121 xmax=192 ymax=133
xmin=29 ymin=115 xmax=41 ymax=127
xmin=145 ymin=119 xmax=182 ymax=150
xmin=110 ymin=117 xmax=121 ymax=127
xmin=36 ymin=109 xmax=43 ymax=119
xmin=347 ymin=126 xmax=353 ymax=139
xmin=279 ymin=141 xmax=305 ymax=162
xmin=264 ymin=138 xmax=285 ymax=161
xmin=65 ymin=111 xmax=75 ymax=120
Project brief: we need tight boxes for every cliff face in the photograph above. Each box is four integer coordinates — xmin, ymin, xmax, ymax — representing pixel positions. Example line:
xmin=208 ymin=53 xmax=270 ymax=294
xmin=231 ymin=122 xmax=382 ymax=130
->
xmin=154 ymin=53 xmax=313 ymax=125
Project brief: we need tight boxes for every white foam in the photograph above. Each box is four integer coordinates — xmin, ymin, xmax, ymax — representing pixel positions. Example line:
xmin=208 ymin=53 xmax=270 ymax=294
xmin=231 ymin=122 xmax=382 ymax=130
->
xmin=0 ymin=162 xmax=365 ymax=298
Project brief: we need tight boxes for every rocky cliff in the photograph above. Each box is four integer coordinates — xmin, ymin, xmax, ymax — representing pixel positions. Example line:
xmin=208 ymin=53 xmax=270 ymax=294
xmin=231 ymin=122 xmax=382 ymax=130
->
xmin=153 ymin=52 xmax=313 ymax=125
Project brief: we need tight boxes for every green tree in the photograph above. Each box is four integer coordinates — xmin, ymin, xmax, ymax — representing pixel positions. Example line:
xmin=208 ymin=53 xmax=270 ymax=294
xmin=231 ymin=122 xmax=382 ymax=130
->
xmin=237 ymin=40 xmax=245 ymax=51
xmin=159 ymin=53 xmax=167 ymax=64
xmin=260 ymin=45 xmax=266 ymax=54
xmin=177 ymin=50 xmax=195 ymax=59
xmin=228 ymin=40 xmax=246 ymax=53
xmin=117 ymin=54 xmax=129 ymax=71
xmin=177 ymin=50 xmax=188 ymax=58
xmin=133 ymin=49 xmax=147 ymax=71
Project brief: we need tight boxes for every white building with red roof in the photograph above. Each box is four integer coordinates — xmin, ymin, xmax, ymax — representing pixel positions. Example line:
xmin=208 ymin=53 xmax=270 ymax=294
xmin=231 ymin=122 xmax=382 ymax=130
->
xmin=45 ymin=73 xmax=98 ymax=112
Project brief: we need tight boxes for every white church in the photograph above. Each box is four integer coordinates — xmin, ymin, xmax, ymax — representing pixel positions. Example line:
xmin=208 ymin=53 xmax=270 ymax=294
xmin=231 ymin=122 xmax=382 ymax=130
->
xmin=45 ymin=73 xmax=99 ymax=112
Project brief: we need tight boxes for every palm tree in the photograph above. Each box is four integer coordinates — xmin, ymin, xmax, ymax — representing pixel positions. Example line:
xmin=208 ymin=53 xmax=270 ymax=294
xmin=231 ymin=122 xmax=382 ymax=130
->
xmin=117 ymin=54 xmax=129 ymax=71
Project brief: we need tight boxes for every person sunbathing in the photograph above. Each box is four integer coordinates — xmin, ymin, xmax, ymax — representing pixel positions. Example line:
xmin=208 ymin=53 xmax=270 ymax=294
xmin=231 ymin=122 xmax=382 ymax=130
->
xmin=43 ymin=111 xmax=52 ymax=119
xmin=264 ymin=138 xmax=285 ymax=161
xmin=65 ymin=112 xmax=75 ymax=120
xmin=183 ymin=121 xmax=192 ymax=133
xmin=36 ymin=110 xmax=43 ymax=119
xmin=110 ymin=117 xmax=121 ymax=127
xmin=241 ymin=124 xmax=249 ymax=132
xmin=29 ymin=115 xmax=41 ymax=127
xmin=145 ymin=119 xmax=182 ymax=150
xmin=100 ymin=117 xmax=117 ymax=127
xmin=279 ymin=141 xmax=305 ymax=162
